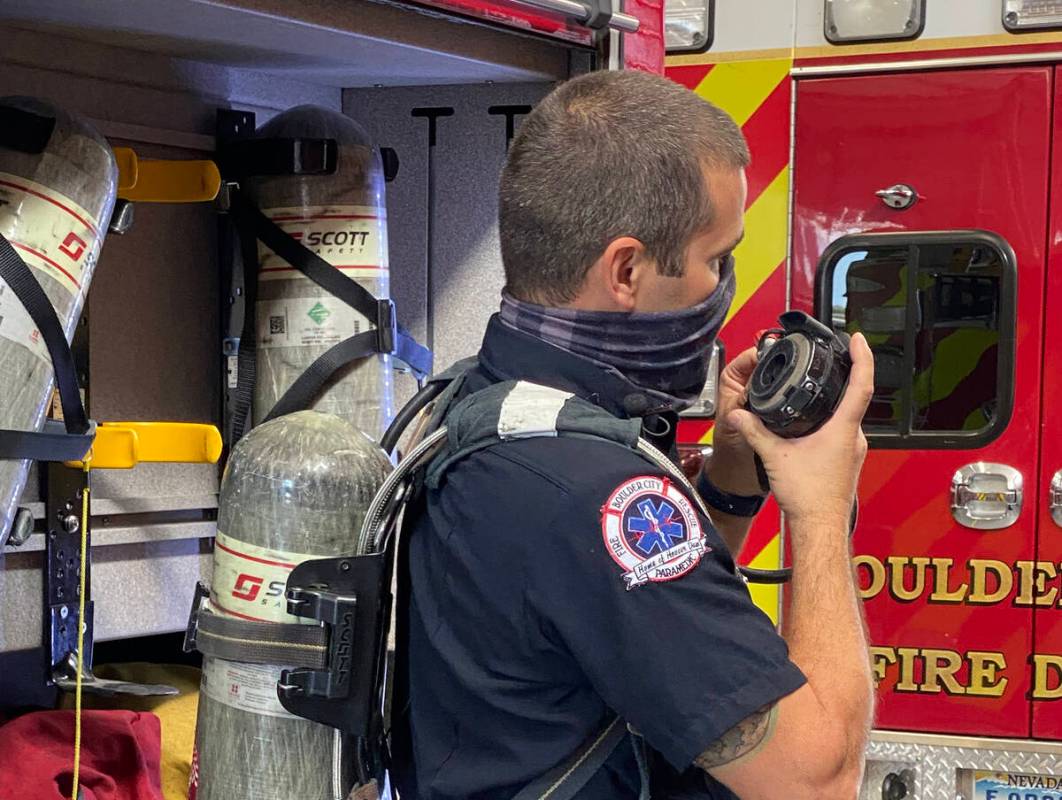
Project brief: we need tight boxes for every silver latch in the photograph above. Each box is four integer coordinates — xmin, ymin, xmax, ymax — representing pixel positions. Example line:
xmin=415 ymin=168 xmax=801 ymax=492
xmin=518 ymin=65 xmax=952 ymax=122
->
xmin=680 ymin=340 xmax=723 ymax=418
xmin=875 ymin=183 xmax=918 ymax=210
xmin=951 ymin=463 xmax=1023 ymax=530
xmin=1051 ymin=471 xmax=1062 ymax=528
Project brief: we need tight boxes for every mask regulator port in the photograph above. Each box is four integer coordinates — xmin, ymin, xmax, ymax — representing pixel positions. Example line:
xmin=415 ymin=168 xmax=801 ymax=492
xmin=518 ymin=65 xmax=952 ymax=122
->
xmin=748 ymin=311 xmax=852 ymax=438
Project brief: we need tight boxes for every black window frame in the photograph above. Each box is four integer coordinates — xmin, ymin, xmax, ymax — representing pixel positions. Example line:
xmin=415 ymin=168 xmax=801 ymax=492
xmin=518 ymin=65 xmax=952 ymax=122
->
xmin=824 ymin=0 xmax=926 ymax=45
xmin=814 ymin=229 xmax=1017 ymax=450
xmin=663 ymin=0 xmax=715 ymax=55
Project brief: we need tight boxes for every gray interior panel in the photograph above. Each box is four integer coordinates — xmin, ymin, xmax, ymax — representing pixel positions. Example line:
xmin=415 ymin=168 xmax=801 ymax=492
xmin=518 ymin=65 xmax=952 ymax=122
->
xmin=344 ymin=82 xmax=551 ymax=404
xmin=0 ymin=538 xmax=211 ymax=652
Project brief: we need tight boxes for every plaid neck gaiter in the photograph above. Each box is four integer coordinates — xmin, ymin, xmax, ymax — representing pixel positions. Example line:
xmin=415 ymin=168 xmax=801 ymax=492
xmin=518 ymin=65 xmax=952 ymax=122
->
xmin=498 ymin=264 xmax=736 ymax=413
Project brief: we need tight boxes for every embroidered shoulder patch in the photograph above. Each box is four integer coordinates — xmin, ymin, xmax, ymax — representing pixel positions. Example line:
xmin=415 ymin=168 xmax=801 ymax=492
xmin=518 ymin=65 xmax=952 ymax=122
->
xmin=601 ymin=475 xmax=709 ymax=590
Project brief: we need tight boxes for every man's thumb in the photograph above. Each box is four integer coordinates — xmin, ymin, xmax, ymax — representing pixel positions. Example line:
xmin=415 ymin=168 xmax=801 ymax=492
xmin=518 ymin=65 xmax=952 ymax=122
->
xmin=727 ymin=409 xmax=772 ymax=455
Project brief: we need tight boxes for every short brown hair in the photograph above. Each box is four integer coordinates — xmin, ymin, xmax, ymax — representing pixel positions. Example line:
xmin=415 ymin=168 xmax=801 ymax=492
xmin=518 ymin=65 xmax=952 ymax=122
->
xmin=499 ymin=70 xmax=749 ymax=305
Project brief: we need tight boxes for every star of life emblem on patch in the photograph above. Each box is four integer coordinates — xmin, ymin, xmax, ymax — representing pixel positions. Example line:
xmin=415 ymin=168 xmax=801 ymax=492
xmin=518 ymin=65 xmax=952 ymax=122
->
xmin=601 ymin=475 xmax=709 ymax=590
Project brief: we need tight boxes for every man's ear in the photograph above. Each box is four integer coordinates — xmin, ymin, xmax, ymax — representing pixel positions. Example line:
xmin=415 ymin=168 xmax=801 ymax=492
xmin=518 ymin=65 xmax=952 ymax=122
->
xmin=589 ymin=236 xmax=648 ymax=311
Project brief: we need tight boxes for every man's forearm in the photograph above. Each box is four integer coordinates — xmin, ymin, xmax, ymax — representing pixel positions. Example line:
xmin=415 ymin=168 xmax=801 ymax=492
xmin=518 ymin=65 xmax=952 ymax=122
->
xmin=783 ymin=516 xmax=874 ymax=758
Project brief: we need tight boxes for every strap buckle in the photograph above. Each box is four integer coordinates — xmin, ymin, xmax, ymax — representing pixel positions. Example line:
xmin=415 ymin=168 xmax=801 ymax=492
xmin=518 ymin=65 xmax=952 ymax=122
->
xmin=182 ymin=582 xmax=210 ymax=656
xmin=376 ymin=299 xmax=397 ymax=356
xmin=218 ymin=137 xmax=338 ymax=178
xmin=277 ymin=552 xmax=391 ymax=734
xmin=184 ymin=553 xmax=390 ymax=735
xmin=281 ymin=586 xmax=359 ymax=701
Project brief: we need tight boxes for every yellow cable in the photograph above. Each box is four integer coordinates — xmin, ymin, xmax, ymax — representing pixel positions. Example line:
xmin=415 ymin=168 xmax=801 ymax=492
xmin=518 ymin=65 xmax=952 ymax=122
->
xmin=71 ymin=461 xmax=90 ymax=800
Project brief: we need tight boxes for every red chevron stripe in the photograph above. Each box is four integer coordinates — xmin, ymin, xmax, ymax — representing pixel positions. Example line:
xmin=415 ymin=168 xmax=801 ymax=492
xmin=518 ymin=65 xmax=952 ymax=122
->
xmin=667 ymin=63 xmax=715 ymax=90
xmin=679 ymin=418 xmax=713 ymax=442
xmin=666 ymin=64 xmax=790 ymax=210
xmin=740 ymin=77 xmax=792 ymax=208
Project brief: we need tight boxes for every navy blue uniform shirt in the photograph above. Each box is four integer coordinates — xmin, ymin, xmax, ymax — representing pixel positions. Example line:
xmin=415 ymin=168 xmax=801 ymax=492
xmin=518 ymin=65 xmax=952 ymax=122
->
xmin=392 ymin=315 xmax=806 ymax=799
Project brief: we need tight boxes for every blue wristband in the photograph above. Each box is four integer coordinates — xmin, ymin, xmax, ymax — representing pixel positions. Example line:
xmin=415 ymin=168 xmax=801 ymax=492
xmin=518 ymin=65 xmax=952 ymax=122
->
xmin=696 ymin=470 xmax=767 ymax=518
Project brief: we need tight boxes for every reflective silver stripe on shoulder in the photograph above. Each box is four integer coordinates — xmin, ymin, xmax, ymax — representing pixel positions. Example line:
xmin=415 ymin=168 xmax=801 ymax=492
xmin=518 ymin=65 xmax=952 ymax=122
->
xmin=497 ymin=381 xmax=574 ymax=440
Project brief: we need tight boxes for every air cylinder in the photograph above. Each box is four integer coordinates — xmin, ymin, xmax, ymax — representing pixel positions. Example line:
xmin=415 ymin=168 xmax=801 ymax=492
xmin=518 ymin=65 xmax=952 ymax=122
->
xmin=192 ymin=410 xmax=390 ymax=800
xmin=0 ymin=97 xmax=117 ymax=541
xmin=247 ymin=106 xmax=393 ymax=437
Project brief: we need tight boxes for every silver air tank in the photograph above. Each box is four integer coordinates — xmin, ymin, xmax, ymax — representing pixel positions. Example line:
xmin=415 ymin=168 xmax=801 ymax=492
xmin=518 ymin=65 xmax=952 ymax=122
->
xmin=0 ymin=97 xmax=117 ymax=541
xmin=248 ymin=105 xmax=393 ymax=438
xmin=192 ymin=410 xmax=389 ymax=800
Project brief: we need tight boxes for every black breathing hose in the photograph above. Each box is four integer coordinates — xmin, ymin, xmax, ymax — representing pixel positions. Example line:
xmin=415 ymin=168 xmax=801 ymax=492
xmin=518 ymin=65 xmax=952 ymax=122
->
xmin=380 ymin=380 xmax=446 ymax=456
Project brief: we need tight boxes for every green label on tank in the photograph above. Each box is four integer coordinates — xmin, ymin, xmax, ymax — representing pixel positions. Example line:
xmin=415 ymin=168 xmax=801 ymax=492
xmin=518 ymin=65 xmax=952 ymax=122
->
xmin=307 ymin=301 xmax=331 ymax=325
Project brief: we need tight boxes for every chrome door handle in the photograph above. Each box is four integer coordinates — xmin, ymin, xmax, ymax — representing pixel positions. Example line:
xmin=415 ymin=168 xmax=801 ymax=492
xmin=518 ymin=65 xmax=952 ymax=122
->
xmin=508 ymin=0 xmax=640 ymax=31
xmin=951 ymin=463 xmax=1023 ymax=530
xmin=875 ymin=183 xmax=918 ymax=210
xmin=1051 ymin=471 xmax=1062 ymax=527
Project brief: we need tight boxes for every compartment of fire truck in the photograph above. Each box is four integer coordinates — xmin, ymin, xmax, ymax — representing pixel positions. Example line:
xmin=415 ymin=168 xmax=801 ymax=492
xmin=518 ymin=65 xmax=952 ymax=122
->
xmin=0 ymin=0 xmax=590 ymax=788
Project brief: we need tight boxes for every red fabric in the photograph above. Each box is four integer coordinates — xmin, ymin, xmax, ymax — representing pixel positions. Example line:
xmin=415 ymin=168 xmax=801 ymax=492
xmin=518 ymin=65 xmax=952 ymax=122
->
xmin=0 ymin=710 xmax=163 ymax=800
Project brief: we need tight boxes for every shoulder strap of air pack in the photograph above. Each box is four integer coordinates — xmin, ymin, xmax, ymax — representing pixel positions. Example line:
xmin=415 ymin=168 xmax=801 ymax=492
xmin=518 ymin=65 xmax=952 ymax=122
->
xmin=433 ymin=380 xmax=713 ymax=523
xmin=0 ymin=233 xmax=95 ymax=461
xmin=510 ymin=716 xmax=632 ymax=800
xmin=423 ymin=380 xmax=654 ymax=799
xmin=225 ymin=186 xmax=432 ymax=439
xmin=426 ymin=380 xmax=642 ymax=488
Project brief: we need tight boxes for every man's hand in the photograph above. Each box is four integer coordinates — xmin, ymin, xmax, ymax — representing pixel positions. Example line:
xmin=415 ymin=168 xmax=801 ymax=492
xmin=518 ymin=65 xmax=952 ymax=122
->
xmin=726 ymin=333 xmax=874 ymax=532
xmin=702 ymin=346 xmax=763 ymax=498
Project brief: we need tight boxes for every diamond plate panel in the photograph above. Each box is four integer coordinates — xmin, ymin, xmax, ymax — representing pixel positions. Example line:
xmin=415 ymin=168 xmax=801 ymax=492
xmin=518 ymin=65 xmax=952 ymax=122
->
xmin=862 ymin=735 xmax=1062 ymax=800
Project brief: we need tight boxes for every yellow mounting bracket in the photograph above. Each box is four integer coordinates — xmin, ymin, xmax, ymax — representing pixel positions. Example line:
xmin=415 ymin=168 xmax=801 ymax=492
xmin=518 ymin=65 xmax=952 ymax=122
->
xmin=66 ymin=422 xmax=223 ymax=470
xmin=112 ymin=147 xmax=221 ymax=203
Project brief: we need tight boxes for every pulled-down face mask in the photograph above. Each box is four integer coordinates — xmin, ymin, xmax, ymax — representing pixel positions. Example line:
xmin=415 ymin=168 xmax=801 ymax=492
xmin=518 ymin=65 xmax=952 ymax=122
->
xmin=499 ymin=255 xmax=737 ymax=413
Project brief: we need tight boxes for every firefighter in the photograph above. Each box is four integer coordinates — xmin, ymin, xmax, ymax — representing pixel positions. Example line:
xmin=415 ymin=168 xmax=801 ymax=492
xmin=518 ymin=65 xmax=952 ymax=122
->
xmin=391 ymin=70 xmax=875 ymax=799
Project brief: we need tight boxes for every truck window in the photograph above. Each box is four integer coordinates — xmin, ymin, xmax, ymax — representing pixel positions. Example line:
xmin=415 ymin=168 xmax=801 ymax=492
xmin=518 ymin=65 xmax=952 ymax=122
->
xmin=816 ymin=231 xmax=1016 ymax=448
xmin=664 ymin=0 xmax=714 ymax=54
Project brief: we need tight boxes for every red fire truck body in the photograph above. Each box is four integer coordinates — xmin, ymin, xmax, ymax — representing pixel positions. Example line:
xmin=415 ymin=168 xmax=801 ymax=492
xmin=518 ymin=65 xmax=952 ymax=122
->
xmin=669 ymin=2 xmax=1062 ymax=794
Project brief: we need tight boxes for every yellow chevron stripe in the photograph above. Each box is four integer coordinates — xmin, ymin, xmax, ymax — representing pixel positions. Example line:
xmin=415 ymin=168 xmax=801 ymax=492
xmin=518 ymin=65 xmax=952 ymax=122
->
xmin=746 ymin=534 xmax=782 ymax=624
xmin=693 ymin=58 xmax=791 ymax=127
xmin=726 ymin=167 xmax=789 ymax=326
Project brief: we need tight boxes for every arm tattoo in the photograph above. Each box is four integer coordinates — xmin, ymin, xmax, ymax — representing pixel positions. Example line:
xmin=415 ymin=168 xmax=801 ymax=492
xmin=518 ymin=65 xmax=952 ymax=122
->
xmin=694 ymin=704 xmax=775 ymax=771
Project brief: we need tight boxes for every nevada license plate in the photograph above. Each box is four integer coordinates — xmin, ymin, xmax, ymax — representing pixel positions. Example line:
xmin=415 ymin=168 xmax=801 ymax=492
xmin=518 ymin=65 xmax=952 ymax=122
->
xmin=974 ymin=771 xmax=1062 ymax=800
